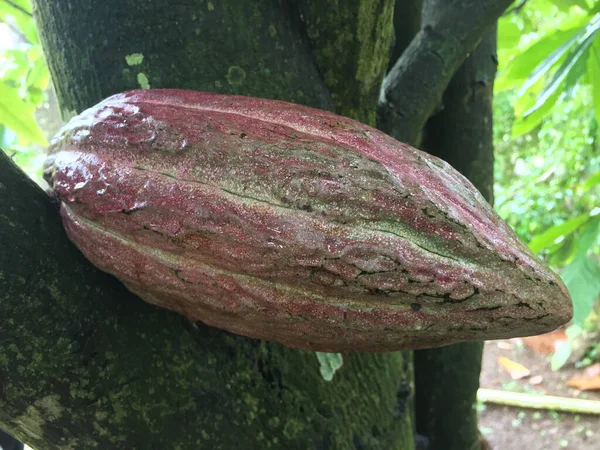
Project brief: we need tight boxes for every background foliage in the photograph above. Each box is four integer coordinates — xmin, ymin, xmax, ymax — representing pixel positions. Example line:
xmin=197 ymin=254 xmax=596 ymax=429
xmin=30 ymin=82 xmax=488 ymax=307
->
xmin=496 ymin=0 xmax=600 ymax=367
xmin=1 ymin=0 xmax=599 ymax=366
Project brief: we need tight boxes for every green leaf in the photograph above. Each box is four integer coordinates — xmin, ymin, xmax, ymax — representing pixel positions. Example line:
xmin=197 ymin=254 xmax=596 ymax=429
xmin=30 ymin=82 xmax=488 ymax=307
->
xmin=497 ymin=25 xmax=586 ymax=91
xmin=549 ymin=234 xmax=576 ymax=266
xmin=517 ymin=26 xmax=586 ymax=97
xmin=551 ymin=341 xmax=572 ymax=371
xmin=581 ymin=170 xmax=600 ymax=191
xmin=588 ymin=39 xmax=600 ymax=126
xmin=520 ymin=14 xmax=600 ymax=123
xmin=561 ymin=256 xmax=600 ymax=324
xmin=498 ymin=19 xmax=522 ymax=50
xmin=528 ymin=213 xmax=590 ymax=253
xmin=511 ymin=87 xmax=560 ymax=136
xmin=26 ymin=56 xmax=50 ymax=92
xmin=573 ymin=215 xmax=600 ymax=255
xmin=0 ymin=0 xmax=38 ymax=44
xmin=554 ymin=0 xmax=590 ymax=11
xmin=0 ymin=82 xmax=47 ymax=146
xmin=315 ymin=352 xmax=343 ymax=382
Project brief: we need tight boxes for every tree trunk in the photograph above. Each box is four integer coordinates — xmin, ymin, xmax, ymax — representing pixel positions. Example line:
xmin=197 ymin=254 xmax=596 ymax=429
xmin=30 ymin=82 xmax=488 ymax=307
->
xmin=415 ymin=28 xmax=498 ymax=450
xmin=0 ymin=0 xmax=505 ymax=448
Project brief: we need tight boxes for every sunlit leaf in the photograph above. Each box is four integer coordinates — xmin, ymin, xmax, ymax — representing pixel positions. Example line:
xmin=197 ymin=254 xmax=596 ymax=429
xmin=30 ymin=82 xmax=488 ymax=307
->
xmin=26 ymin=57 xmax=49 ymax=92
xmin=0 ymin=0 xmax=38 ymax=44
xmin=554 ymin=0 xmax=590 ymax=12
xmin=581 ymin=170 xmax=600 ymax=191
xmin=1 ymin=49 xmax=30 ymax=81
xmin=519 ymin=15 xmax=600 ymax=124
xmin=588 ymin=39 xmax=600 ymax=126
xmin=512 ymin=87 xmax=560 ymax=135
xmin=498 ymin=19 xmax=522 ymax=50
xmin=0 ymin=82 xmax=47 ymax=146
xmin=497 ymin=27 xmax=583 ymax=91
xmin=528 ymin=213 xmax=590 ymax=253
xmin=517 ymin=25 xmax=587 ymax=96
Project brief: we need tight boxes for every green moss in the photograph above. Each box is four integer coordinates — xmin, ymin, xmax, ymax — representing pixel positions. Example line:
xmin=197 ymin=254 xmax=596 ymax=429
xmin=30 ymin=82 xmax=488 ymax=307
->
xmin=226 ymin=65 xmax=246 ymax=86
xmin=137 ymin=72 xmax=150 ymax=89
xmin=125 ymin=53 xmax=144 ymax=66
xmin=298 ymin=0 xmax=394 ymax=125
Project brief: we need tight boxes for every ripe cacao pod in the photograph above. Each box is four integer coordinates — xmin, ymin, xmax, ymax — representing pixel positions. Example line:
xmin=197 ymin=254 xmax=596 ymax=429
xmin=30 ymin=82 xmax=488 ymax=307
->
xmin=44 ymin=89 xmax=572 ymax=352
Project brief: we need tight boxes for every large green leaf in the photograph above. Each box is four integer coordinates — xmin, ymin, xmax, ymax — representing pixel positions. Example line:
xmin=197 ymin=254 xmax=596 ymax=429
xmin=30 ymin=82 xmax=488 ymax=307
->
xmin=581 ymin=170 xmax=600 ymax=191
xmin=587 ymin=38 xmax=600 ymax=124
xmin=528 ymin=213 xmax=591 ymax=252
xmin=560 ymin=216 xmax=600 ymax=325
xmin=554 ymin=0 xmax=591 ymax=11
xmin=517 ymin=26 xmax=587 ymax=96
xmin=498 ymin=19 xmax=522 ymax=51
xmin=517 ymin=15 xmax=600 ymax=126
xmin=496 ymin=19 xmax=589 ymax=91
xmin=561 ymin=256 xmax=600 ymax=324
xmin=0 ymin=82 xmax=47 ymax=146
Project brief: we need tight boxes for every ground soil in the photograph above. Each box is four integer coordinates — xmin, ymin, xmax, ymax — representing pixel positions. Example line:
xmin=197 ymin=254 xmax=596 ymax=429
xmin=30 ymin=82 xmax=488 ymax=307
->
xmin=479 ymin=339 xmax=600 ymax=450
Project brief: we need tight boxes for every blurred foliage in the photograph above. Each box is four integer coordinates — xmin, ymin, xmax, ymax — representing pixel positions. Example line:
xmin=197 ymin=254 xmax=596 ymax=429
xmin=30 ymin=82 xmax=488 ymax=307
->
xmin=496 ymin=0 xmax=600 ymax=368
xmin=0 ymin=0 xmax=50 ymax=180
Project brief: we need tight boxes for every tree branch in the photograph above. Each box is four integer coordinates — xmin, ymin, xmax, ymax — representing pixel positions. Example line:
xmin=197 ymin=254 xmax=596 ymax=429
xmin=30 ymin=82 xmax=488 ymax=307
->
xmin=378 ymin=0 xmax=512 ymax=145
xmin=387 ymin=0 xmax=423 ymax=73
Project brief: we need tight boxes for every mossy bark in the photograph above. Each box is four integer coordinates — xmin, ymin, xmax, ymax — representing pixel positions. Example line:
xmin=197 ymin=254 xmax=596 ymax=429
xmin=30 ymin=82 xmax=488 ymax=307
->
xmin=2 ymin=1 xmax=415 ymax=449
xmin=415 ymin=28 xmax=498 ymax=450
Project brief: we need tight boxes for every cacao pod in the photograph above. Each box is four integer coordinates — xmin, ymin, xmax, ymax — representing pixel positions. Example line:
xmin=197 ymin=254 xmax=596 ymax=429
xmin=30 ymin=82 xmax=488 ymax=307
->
xmin=44 ymin=89 xmax=572 ymax=352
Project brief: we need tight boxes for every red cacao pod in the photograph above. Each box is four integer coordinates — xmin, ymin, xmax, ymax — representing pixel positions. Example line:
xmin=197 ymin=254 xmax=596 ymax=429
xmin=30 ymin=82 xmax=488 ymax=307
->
xmin=44 ymin=89 xmax=572 ymax=352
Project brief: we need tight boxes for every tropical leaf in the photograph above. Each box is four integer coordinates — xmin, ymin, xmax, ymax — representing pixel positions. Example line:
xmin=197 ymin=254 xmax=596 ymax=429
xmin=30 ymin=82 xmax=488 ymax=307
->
xmin=498 ymin=19 xmax=522 ymax=51
xmin=561 ymin=256 xmax=600 ymax=324
xmin=581 ymin=170 xmax=600 ymax=191
xmin=560 ymin=217 xmax=600 ymax=325
xmin=496 ymin=15 xmax=591 ymax=91
xmin=512 ymin=14 xmax=600 ymax=135
xmin=528 ymin=213 xmax=591 ymax=253
xmin=517 ymin=26 xmax=587 ymax=96
xmin=587 ymin=39 xmax=600 ymax=124
xmin=0 ymin=82 xmax=47 ymax=146
xmin=523 ymin=16 xmax=600 ymax=112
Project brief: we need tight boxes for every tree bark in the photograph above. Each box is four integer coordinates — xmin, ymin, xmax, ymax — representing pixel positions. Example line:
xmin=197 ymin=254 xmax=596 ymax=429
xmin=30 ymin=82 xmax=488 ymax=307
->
xmin=414 ymin=27 xmax=498 ymax=450
xmin=379 ymin=0 xmax=511 ymax=145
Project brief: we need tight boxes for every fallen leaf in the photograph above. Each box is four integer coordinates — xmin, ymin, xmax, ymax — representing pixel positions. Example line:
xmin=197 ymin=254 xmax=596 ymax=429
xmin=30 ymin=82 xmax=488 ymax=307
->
xmin=497 ymin=341 xmax=514 ymax=350
xmin=567 ymin=363 xmax=600 ymax=391
xmin=523 ymin=330 xmax=567 ymax=355
xmin=498 ymin=356 xmax=531 ymax=380
xmin=529 ymin=375 xmax=544 ymax=386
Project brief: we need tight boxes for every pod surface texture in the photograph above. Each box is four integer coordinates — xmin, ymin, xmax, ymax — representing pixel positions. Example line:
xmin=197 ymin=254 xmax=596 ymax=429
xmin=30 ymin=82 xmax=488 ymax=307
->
xmin=44 ymin=89 xmax=573 ymax=352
